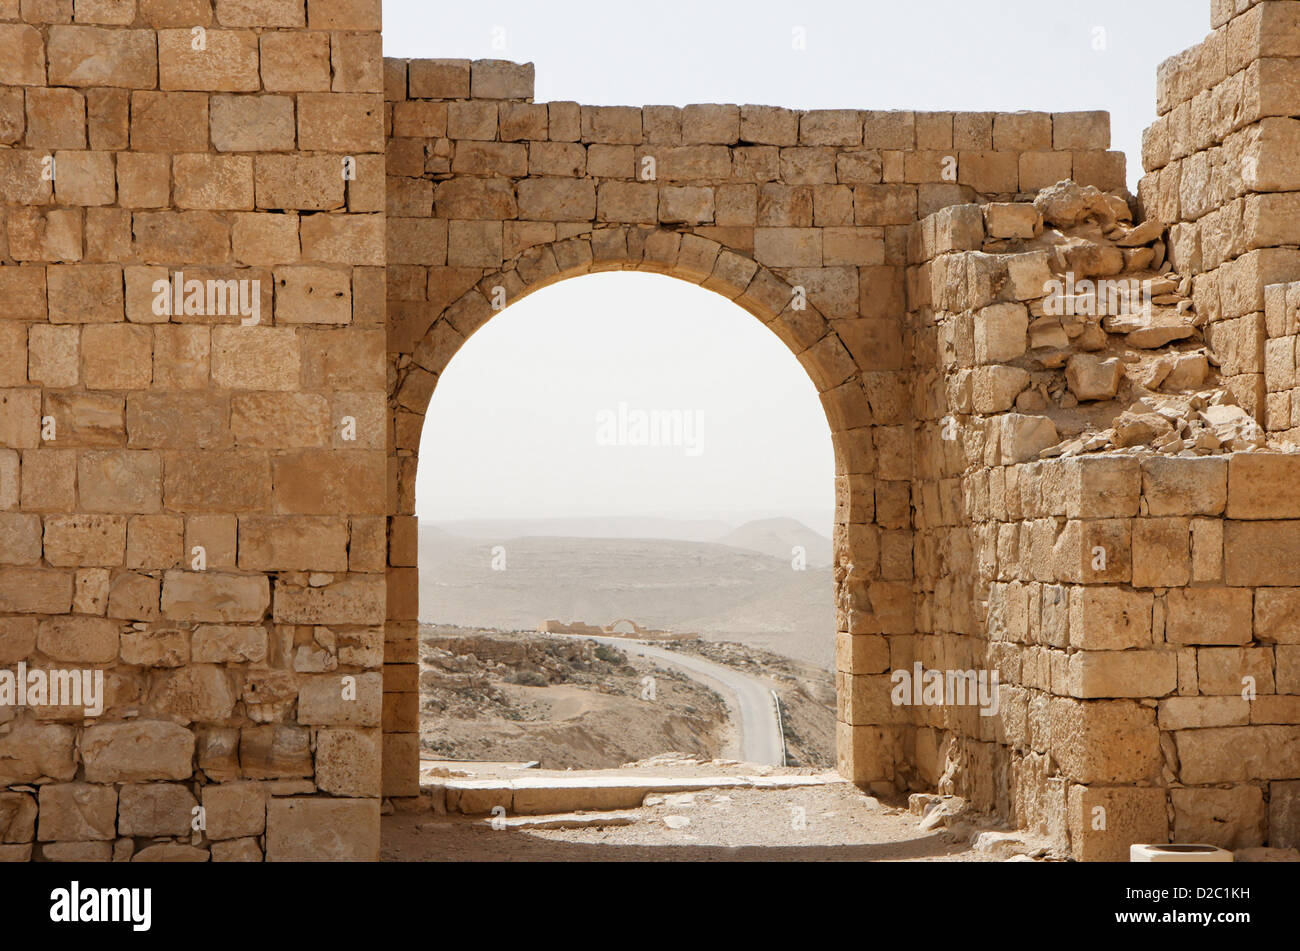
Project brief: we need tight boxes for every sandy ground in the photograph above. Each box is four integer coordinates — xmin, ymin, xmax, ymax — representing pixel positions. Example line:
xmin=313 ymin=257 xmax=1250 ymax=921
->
xmin=382 ymin=782 xmax=996 ymax=862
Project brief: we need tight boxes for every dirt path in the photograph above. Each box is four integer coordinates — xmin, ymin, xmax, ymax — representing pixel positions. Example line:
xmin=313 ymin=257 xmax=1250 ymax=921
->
xmin=550 ymin=632 xmax=785 ymax=765
xmin=382 ymin=782 xmax=996 ymax=862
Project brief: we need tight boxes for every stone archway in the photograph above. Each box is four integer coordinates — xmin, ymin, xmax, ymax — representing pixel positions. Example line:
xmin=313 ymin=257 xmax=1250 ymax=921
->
xmin=383 ymin=225 xmax=898 ymax=798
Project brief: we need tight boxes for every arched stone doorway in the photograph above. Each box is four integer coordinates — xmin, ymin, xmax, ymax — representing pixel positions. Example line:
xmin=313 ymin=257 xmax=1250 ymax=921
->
xmin=384 ymin=226 xmax=900 ymax=798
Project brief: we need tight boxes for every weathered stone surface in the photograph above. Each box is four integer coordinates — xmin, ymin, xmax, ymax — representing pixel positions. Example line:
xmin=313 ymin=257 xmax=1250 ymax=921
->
xmin=82 ymin=721 xmax=195 ymax=783
xmin=37 ymin=784 xmax=117 ymax=842
xmin=265 ymin=798 xmax=380 ymax=861
xmin=117 ymin=783 xmax=198 ymax=837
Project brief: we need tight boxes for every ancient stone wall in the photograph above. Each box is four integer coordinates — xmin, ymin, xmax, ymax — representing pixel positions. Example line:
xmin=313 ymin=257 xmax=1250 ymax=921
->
xmin=1139 ymin=0 xmax=1300 ymax=435
xmin=908 ymin=188 xmax=1300 ymax=859
xmin=379 ymin=54 xmax=1118 ymax=804
xmin=0 ymin=0 xmax=386 ymax=861
xmin=1 ymin=0 xmax=1297 ymax=863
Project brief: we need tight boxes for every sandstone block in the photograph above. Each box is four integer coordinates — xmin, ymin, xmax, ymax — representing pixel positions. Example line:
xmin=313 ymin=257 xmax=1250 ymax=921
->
xmin=117 ymin=783 xmax=197 ymax=837
xmin=265 ymin=798 xmax=379 ymax=861
xmin=37 ymin=784 xmax=117 ymax=842
xmin=82 ymin=721 xmax=195 ymax=782
xmin=1166 ymin=587 xmax=1253 ymax=645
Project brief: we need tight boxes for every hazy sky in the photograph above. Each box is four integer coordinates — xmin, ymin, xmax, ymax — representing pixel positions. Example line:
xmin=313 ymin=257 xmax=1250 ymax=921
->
xmin=388 ymin=0 xmax=1210 ymax=530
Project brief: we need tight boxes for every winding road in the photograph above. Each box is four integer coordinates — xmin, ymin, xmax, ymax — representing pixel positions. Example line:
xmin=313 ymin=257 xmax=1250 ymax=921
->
xmin=550 ymin=633 xmax=786 ymax=766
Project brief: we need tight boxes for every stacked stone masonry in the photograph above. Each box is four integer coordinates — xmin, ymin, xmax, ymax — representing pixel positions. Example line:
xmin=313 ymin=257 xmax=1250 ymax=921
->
xmin=0 ymin=0 xmax=1296 ymax=862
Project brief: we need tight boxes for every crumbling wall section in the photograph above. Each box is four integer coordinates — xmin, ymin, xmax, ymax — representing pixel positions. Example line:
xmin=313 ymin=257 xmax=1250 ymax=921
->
xmin=909 ymin=186 xmax=1300 ymax=860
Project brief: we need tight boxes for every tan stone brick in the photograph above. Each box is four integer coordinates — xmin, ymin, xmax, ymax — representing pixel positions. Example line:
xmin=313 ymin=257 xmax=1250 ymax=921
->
xmin=201 ymin=781 xmax=267 ymax=840
xmin=272 ymin=266 xmax=352 ymax=324
xmin=125 ymin=515 xmax=184 ymax=571
xmin=81 ymin=324 xmax=152 ymax=390
xmin=37 ymin=784 xmax=117 ymax=842
xmin=78 ymin=449 xmax=162 ymax=513
xmin=118 ymin=783 xmax=196 ymax=838
xmin=211 ymin=326 xmax=299 ymax=390
xmin=254 ymin=155 xmax=346 ymax=210
xmin=239 ymin=516 xmax=348 ymax=572
xmin=51 ymin=150 xmax=114 ymax=206
xmin=158 ymin=28 xmax=259 ymax=91
xmin=162 ymin=450 xmax=270 ymax=513
xmin=447 ymin=100 xmax=498 ymax=140
xmin=0 ymin=512 xmax=40 ymax=565
xmin=740 ymin=105 xmax=798 ymax=146
xmin=307 ymin=0 xmax=379 ymax=29
xmin=265 ymin=797 xmax=378 ymax=860
xmin=44 ymin=391 xmax=125 ymax=447
xmin=408 ymin=58 xmax=469 ymax=98
xmin=1068 ymin=587 xmax=1152 ymax=650
xmin=1049 ymin=697 xmax=1161 ymax=784
xmin=1198 ymin=647 xmax=1275 ymax=696
xmin=24 ymin=88 xmax=83 ymax=149
xmin=210 ymin=94 xmax=295 ymax=153
xmin=152 ymin=325 xmax=210 ymax=389
xmin=216 ymin=0 xmax=304 ymax=27
xmin=229 ymin=392 xmax=328 ymax=449
xmin=0 ymin=24 xmax=46 ymax=86
xmin=446 ymin=220 xmax=502 ymax=267
xmin=186 ymin=514 xmax=236 ymax=569
xmin=1225 ymin=520 xmax=1300 ymax=586
xmin=115 ymin=152 xmax=170 ymax=209
xmin=271 ymin=451 xmax=384 ymax=515
xmin=82 ymin=720 xmax=195 ymax=783
xmin=1067 ymin=785 xmax=1168 ymax=862
xmin=0 ymin=389 xmax=39 ymax=449
xmin=1132 ymin=517 xmax=1191 ymax=588
xmin=47 ymin=264 xmax=122 ymax=324
xmin=0 ymin=567 xmax=73 ymax=614
xmin=0 ymin=450 xmax=18 ymax=512
xmin=161 ymin=570 xmax=268 ymax=623
xmin=48 ymin=25 xmax=155 ymax=87
xmin=259 ymin=29 xmax=330 ymax=92
xmin=581 ymin=106 xmax=641 ymax=144
xmin=1068 ymin=650 xmax=1177 ymax=699
xmin=1166 ymin=587 xmax=1253 ymax=645
xmin=298 ymin=92 xmax=383 ymax=152
xmin=800 ymin=110 xmax=861 ymax=146
xmin=42 ymin=514 xmax=125 ymax=567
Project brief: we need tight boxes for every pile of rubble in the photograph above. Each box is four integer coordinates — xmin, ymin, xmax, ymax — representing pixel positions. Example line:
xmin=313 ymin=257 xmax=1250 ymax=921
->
xmin=970 ymin=181 xmax=1284 ymax=460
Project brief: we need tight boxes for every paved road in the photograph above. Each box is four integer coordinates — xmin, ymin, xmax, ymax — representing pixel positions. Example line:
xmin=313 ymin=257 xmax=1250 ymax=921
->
xmin=550 ymin=633 xmax=786 ymax=766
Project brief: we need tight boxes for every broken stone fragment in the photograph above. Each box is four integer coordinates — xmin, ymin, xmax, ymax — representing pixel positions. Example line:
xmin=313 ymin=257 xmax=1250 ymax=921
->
xmin=1066 ymin=353 xmax=1123 ymax=401
xmin=1115 ymin=219 xmax=1165 ymax=247
xmin=1113 ymin=412 xmax=1174 ymax=448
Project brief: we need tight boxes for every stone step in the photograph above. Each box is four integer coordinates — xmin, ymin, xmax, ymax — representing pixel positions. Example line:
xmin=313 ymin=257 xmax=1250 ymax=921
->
xmin=435 ymin=771 xmax=844 ymax=815
xmin=483 ymin=811 xmax=639 ymax=830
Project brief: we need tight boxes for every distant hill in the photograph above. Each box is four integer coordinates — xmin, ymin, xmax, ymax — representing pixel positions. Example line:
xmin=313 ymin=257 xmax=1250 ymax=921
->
xmin=717 ymin=517 xmax=833 ymax=566
xmin=419 ymin=529 xmax=836 ymax=670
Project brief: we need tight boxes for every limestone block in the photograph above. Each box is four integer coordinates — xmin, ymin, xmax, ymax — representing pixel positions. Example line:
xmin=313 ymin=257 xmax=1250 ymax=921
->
xmin=192 ymin=624 xmax=266 ymax=664
xmin=1067 ymin=651 xmax=1177 ymax=699
xmin=1172 ymin=786 xmax=1265 ymax=850
xmin=36 ymin=616 xmax=119 ymax=663
xmin=973 ymin=302 xmax=1029 ymax=364
xmin=1141 ymin=456 xmax=1227 ymax=516
xmin=83 ymin=721 xmax=194 ymax=783
xmin=37 ymin=784 xmax=117 ymax=842
xmin=159 ymin=28 xmax=259 ymax=91
xmin=120 ymin=627 xmax=190 ymax=667
xmin=48 ymin=26 xmax=156 ymax=87
xmin=161 ymin=571 xmax=269 ymax=623
xmin=239 ymin=724 xmax=312 ymax=779
xmin=265 ymin=798 xmax=379 ymax=861
xmin=202 ymin=781 xmax=267 ymax=840
xmin=1049 ymin=697 xmax=1162 ymax=783
xmin=1176 ymin=726 xmax=1300 ymax=783
xmin=1068 ymin=587 xmax=1152 ymax=650
xmin=260 ymin=30 xmax=331 ymax=92
xmin=1067 ymin=785 xmax=1168 ymax=862
xmin=1225 ymin=521 xmax=1300 ymax=586
xmin=296 ymin=671 xmax=381 ymax=725
xmin=1131 ymin=517 xmax=1191 ymax=588
xmin=117 ymin=783 xmax=197 ymax=837
xmin=1197 ymin=647 xmax=1275 ymax=696
xmin=150 ymin=665 xmax=237 ymax=723
xmin=315 ymin=728 xmax=381 ymax=797
xmin=1166 ymin=587 xmax=1253 ymax=645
